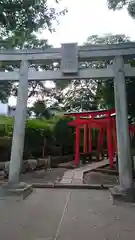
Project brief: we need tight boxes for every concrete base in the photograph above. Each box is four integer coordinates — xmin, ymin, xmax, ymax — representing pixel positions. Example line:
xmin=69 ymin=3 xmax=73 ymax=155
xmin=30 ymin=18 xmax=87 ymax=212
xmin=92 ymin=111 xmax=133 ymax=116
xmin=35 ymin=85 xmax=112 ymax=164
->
xmin=110 ymin=185 xmax=135 ymax=205
xmin=0 ymin=182 xmax=33 ymax=201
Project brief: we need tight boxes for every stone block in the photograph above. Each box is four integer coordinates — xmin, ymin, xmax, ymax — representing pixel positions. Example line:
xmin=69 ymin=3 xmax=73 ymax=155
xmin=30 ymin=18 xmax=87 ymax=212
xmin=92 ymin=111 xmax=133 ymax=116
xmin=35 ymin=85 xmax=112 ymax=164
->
xmin=0 ymin=182 xmax=33 ymax=200
xmin=22 ymin=160 xmax=29 ymax=173
xmin=4 ymin=162 xmax=10 ymax=177
xmin=110 ymin=185 xmax=135 ymax=204
xmin=0 ymin=162 xmax=6 ymax=171
xmin=0 ymin=171 xmax=5 ymax=180
xmin=27 ymin=159 xmax=37 ymax=172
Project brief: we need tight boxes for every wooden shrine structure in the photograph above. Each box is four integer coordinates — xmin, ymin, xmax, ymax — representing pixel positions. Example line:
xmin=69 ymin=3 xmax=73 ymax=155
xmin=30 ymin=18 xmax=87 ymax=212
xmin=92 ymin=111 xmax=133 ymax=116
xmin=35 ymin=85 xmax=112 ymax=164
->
xmin=65 ymin=109 xmax=135 ymax=168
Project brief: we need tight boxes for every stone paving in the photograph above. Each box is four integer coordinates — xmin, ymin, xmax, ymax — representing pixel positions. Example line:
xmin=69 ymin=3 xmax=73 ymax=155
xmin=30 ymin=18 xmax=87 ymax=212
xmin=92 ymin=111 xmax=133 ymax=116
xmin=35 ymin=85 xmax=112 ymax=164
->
xmin=60 ymin=159 xmax=110 ymax=184
xmin=1 ymin=188 xmax=135 ymax=239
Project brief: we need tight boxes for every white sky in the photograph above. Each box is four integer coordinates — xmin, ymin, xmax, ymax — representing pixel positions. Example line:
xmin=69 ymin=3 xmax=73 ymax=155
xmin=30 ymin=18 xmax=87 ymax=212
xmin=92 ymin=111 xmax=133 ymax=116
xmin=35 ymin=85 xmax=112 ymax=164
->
xmin=1 ymin=0 xmax=135 ymax=112
xmin=40 ymin=0 xmax=135 ymax=46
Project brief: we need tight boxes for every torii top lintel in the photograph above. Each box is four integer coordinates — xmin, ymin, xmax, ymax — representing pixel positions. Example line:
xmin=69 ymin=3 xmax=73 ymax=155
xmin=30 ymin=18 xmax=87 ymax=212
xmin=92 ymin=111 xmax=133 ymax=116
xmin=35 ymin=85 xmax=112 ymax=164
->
xmin=64 ymin=108 xmax=115 ymax=119
xmin=0 ymin=42 xmax=135 ymax=63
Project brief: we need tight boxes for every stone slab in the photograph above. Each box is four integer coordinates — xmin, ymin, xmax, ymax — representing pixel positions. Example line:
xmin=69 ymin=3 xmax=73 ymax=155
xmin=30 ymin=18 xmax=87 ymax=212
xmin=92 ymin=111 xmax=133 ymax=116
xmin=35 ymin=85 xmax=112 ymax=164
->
xmin=60 ymin=159 xmax=111 ymax=184
xmin=1 ymin=189 xmax=135 ymax=239
xmin=0 ymin=189 xmax=70 ymax=239
xmin=55 ymin=189 xmax=135 ymax=240
xmin=0 ymin=183 xmax=33 ymax=201
xmin=110 ymin=187 xmax=135 ymax=204
xmin=60 ymin=178 xmax=72 ymax=184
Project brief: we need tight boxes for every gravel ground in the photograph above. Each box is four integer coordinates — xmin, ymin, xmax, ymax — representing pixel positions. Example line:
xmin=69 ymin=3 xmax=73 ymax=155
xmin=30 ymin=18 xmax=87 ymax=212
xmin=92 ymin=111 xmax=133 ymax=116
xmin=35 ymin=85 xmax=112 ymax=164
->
xmin=20 ymin=168 xmax=67 ymax=184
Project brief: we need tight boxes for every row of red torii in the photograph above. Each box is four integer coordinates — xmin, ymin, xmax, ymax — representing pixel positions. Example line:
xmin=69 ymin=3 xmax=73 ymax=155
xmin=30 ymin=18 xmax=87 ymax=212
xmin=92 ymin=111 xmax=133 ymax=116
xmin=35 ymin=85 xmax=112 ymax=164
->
xmin=65 ymin=109 xmax=135 ymax=168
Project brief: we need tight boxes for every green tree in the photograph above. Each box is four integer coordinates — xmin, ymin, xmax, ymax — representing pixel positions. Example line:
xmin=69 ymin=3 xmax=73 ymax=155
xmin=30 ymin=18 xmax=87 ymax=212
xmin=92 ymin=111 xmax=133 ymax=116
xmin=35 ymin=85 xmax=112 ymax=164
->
xmin=0 ymin=0 xmax=67 ymax=36
xmin=0 ymin=33 xmax=52 ymax=102
xmin=85 ymin=34 xmax=135 ymax=120
xmin=55 ymin=34 xmax=135 ymax=117
xmin=107 ymin=0 xmax=135 ymax=19
xmin=54 ymin=34 xmax=130 ymax=112
xmin=61 ymin=80 xmax=99 ymax=112
xmin=85 ymin=34 xmax=130 ymax=45
xmin=30 ymin=100 xmax=51 ymax=118
xmin=0 ymin=0 xmax=67 ymax=102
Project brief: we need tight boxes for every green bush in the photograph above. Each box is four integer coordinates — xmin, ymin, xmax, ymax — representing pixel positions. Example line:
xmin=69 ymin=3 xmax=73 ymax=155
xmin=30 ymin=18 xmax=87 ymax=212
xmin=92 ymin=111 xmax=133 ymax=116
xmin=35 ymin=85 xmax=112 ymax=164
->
xmin=0 ymin=115 xmax=76 ymax=160
xmin=0 ymin=117 xmax=53 ymax=161
xmin=52 ymin=116 xmax=75 ymax=155
xmin=24 ymin=118 xmax=52 ymax=159
xmin=0 ymin=136 xmax=12 ymax=161
xmin=0 ymin=117 xmax=13 ymax=137
xmin=0 ymin=115 xmax=110 ymax=162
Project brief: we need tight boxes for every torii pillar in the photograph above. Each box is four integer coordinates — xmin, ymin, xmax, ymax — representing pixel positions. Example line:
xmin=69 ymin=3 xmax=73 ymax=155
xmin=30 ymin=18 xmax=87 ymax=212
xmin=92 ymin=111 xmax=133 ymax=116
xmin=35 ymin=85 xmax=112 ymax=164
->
xmin=111 ymin=56 xmax=134 ymax=202
xmin=1 ymin=60 xmax=33 ymax=197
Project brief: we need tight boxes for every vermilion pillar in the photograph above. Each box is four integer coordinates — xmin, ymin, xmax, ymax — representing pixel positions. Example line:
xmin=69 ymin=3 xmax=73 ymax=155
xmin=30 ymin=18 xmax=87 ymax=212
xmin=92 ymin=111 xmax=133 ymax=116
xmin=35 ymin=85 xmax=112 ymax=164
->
xmin=99 ymin=128 xmax=105 ymax=160
xmin=113 ymin=127 xmax=117 ymax=157
xmin=100 ymin=128 xmax=105 ymax=150
xmin=97 ymin=127 xmax=104 ymax=160
xmin=74 ymin=125 xmax=80 ymax=166
xmin=107 ymin=118 xmax=113 ymax=168
xmin=83 ymin=124 xmax=87 ymax=153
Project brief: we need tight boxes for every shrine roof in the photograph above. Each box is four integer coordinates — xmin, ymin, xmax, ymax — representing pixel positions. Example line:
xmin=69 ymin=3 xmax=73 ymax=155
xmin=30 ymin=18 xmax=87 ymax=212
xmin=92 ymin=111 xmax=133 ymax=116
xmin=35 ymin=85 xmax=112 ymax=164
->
xmin=64 ymin=109 xmax=115 ymax=117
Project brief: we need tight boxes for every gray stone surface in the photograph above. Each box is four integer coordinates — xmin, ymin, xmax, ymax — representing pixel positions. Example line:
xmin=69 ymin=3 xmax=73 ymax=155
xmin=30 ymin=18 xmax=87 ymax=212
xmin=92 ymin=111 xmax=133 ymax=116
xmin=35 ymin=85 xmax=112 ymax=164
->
xmin=0 ymin=189 xmax=135 ymax=239
xmin=20 ymin=168 xmax=67 ymax=183
xmin=84 ymin=171 xmax=118 ymax=185
xmin=114 ymin=56 xmax=133 ymax=190
xmin=9 ymin=60 xmax=29 ymax=185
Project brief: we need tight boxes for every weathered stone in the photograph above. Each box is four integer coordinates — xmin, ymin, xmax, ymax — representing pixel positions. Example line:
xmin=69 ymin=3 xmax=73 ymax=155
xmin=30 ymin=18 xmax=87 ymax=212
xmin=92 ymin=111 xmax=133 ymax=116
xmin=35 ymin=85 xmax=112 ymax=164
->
xmin=44 ymin=157 xmax=51 ymax=170
xmin=0 ymin=182 xmax=33 ymax=200
xmin=27 ymin=159 xmax=37 ymax=172
xmin=0 ymin=171 xmax=5 ymax=180
xmin=22 ymin=160 xmax=29 ymax=173
xmin=37 ymin=158 xmax=45 ymax=168
xmin=110 ymin=185 xmax=135 ymax=204
xmin=4 ymin=162 xmax=10 ymax=177
xmin=37 ymin=157 xmax=51 ymax=170
xmin=0 ymin=162 xmax=6 ymax=171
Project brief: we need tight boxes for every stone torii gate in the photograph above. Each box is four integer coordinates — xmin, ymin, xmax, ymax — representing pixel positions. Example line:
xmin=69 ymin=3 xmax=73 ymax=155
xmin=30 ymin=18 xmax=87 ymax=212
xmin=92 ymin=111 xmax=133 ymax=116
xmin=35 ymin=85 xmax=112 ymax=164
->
xmin=1 ymin=43 xmax=135 ymax=201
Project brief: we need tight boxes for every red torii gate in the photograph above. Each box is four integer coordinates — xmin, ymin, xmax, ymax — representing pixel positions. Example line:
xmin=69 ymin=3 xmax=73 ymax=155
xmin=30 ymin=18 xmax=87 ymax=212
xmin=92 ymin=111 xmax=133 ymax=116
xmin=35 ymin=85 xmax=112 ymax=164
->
xmin=65 ymin=109 xmax=116 ymax=168
xmin=65 ymin=109 xmax=135 ymax=168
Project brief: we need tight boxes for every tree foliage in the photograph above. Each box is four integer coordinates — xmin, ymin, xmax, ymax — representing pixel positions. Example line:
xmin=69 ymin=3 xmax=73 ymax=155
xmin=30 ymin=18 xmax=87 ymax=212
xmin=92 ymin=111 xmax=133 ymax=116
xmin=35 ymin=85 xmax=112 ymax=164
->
xmin=0 ymin=0 xmax=67 ymax=103
xmin=55 ymin=34 xmax=131 ymax=112
xmin=0 ymin=34 xmax=52 ymax=102
xmin=55 ymin=34 xmax=135 ymax=118
xmin=29 ymin=100 xmax=52 ymax=118
xmin=107 ymin=0 xmax=135 ymax=19
xmin=0 ymin=0 xmax=67 ymax=36
xmin=61 ymin=80 xmax=99 ymax=112
xmin=85 ymin=34 xmax=135 ymax=120
xmin=85 ymin=34 xmax=130 ymax=45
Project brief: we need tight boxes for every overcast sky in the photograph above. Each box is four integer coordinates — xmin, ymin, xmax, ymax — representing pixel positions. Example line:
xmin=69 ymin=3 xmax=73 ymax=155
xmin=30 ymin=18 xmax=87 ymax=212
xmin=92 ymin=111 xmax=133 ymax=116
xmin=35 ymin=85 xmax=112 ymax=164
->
xmin=1 ymin=0 xmax=135 ymax=112
xmin=40 ymin=0 xmax=135 ymax=46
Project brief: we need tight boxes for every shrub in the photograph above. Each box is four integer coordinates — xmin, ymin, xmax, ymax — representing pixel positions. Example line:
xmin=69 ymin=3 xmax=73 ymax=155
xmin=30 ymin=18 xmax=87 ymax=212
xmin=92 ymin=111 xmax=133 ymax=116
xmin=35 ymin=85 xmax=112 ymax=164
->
xmin=0 ymin=136 xmax=12 ymax=161
xmin=52 ymin=116 xmax=75 ymax=155
xmin=0 ymin=115 xmax=110 ymax=162
xmin=0 ymin=116 xmax=53 ymax=161
xmin=24 ymin=118 xmax=52 ymax=159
